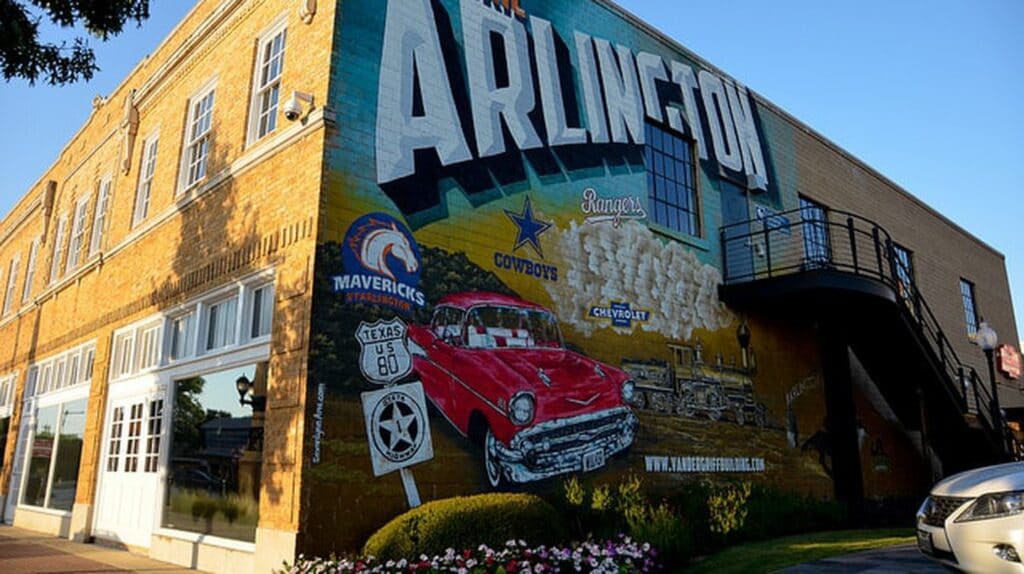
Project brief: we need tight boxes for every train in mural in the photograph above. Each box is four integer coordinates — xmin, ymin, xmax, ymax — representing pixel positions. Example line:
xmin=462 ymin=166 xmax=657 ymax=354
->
xmin=622 ymin=335 xmax=768 ymax=427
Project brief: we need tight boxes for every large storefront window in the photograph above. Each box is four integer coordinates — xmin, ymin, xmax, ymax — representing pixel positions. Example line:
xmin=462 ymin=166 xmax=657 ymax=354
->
xmin=22 ymin=399 xmax=88 ymax=510
xmin=163 ymin=364 xmax=264 ymax=542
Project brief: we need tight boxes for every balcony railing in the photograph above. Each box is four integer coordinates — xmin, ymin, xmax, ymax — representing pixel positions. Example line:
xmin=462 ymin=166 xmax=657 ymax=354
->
xmin=720 ymin=206 xmax=1020 ymax=459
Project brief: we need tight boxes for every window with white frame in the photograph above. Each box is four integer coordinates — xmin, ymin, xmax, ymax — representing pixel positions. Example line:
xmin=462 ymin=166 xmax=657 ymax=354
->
xmin=249 ymin=23 xmax=287 ymax=143
xmin=23 ymin=236 xmax=40 ymax=303
xmin=112 ymin=331 xmax=136 ymax=380
xmin=3 ymin=255 xmax=19 ymax=316
xmin=0 ymin=373 xmax=15 ymax=417
xmin=89 ymin=177 xmax=112 ymax=256
xmin=49 ymin=214 xmax=68 ymax=284
xmin=249 ymin=283 xmax=274 ymax=339
xmin=137 ymin=323 xmax=162 ymax=371
xmin=133 ymin=134 xmax=159 ymax=226
xmin=205 ymin=295 xmax=238 ymax=351
xmin=181 ymin=84 xmax=216 ymax=191
xmin=168 ymin=312 xmax=196 ymax=361
xmin=66 ymin=197 xmax=90 ymax=272
xmin=28 ymin=343 xmax=96 ymax=399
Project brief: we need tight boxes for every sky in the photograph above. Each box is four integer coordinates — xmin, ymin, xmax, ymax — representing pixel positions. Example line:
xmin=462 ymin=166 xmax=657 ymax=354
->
xmin=1 ymin=0 xmax=1022 ymax=340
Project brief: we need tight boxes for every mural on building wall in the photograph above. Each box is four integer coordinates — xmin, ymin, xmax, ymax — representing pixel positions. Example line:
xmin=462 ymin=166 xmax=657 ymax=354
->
xmin=299 ymin=0 xmax=922 ymax=554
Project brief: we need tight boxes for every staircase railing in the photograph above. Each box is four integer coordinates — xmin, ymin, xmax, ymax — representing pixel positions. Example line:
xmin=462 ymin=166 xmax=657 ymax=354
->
xmin=720 ymin=206 xmax=1017 ymax=459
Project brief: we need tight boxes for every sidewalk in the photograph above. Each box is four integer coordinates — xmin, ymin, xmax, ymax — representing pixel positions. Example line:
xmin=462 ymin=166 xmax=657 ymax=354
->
xmin=0 ymin=525 xmax=200 ymax=574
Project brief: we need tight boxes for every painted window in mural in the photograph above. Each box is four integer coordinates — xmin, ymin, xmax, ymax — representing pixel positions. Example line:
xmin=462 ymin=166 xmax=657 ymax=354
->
xmin=21 ymin=398 xmax=87 ymax=511
xmin=960 ymin=279 xmax=979 ymax=336
xmin=799 ymin=197 xmax=831 ymax=267
xmin=163 ymin=364 xmax=264 ymax=542
xmin=644 ymin=123 xmax=699 ymax=237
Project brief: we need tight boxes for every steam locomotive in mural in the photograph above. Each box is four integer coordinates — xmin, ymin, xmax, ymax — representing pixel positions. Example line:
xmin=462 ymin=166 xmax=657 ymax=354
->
xmin=622 ymin=336 xmax=768 ymax=427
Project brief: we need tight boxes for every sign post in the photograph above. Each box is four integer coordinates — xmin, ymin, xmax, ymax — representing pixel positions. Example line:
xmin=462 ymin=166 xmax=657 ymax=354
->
xmin=356 ymin=318 xmax=432 ymax=508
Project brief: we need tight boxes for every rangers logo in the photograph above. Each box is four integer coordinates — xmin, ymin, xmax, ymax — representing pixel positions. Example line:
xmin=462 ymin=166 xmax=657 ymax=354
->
xmin=333 ymin=213 xmax=427 ymax=314
xmin=356 ymin=318 xmax=413 ymax=385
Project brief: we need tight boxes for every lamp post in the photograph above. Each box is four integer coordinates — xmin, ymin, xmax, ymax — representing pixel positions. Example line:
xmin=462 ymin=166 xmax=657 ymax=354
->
xmin=976 ymin=322 xmax=1001 ymax=431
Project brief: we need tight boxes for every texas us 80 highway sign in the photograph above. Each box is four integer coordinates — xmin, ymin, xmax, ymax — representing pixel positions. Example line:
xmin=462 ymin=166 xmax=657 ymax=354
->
xmin=361 ymin=381 xmax=434 ymax=477
xmin=356 ymin=318 xmax=413 ymax=385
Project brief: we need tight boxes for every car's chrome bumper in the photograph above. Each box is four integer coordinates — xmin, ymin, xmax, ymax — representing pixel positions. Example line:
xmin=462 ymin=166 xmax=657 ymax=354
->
xmin=918 ymin=513 xmax=1024 ymax=573
xmin=491 ymin=407 xmax=638 ymax=483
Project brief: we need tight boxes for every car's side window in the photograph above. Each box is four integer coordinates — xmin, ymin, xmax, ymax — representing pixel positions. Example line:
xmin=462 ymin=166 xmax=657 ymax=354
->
xmin=431 ymin=307 xmax=464 ymax=346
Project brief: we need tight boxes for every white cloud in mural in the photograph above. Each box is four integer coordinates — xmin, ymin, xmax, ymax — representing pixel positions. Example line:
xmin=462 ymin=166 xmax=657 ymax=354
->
xmin=546 ymin=220 xmax=734 ymax=339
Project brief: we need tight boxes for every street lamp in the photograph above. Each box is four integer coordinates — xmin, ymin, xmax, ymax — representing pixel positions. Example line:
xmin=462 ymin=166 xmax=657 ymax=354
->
xmin=235 ymin=375 xmax=266 ymax=412
xmin=976 ymin=321 xmax=1002 ymax=430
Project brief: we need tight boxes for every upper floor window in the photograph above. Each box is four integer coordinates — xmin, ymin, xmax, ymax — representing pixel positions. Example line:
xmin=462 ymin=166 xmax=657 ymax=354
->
xmin=89 ymin=177 xmax=112 ymax=255
xmin=249 ymin=23 xmax=287 ymax=143
xmin=3 ymin=255 xmax=19 ymax=317
xmin=960 ymin=279 xmax=979 ymax=337
xmin=892 ymin=243 xmax=915 ymax=304
xmin=66 ymin=196 xmax=90 ymax=273
xmin=645 ymin=123 xmax=699 ymax=238
xmin=49 ymin=214 xmax=68 ymax=284
xmin=799 ymin=197 xmax=831 ymax=267
xmin=181 ymin=84 xmax=216 ymax=191
xmin=133 ymin=133 xmax=159 ymax=226
xmin=23 ymin=236 xmax=40 ymax=303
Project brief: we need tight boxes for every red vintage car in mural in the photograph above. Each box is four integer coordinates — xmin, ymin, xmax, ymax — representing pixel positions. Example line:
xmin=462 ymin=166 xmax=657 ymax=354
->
xmin=408 ymin=292 xmax=638 ymax=488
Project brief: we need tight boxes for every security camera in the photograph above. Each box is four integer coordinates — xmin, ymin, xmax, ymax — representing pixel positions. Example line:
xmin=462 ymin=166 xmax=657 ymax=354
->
xmin=284 ymin=91 xmax=314 ymax=121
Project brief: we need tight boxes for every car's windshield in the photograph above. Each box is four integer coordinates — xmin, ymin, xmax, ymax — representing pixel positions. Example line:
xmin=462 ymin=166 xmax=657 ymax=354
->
xmin=463 ymin=306 xmax=563 ymax=349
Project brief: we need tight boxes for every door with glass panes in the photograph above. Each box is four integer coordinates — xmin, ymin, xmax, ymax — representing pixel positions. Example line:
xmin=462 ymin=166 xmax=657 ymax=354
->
xmin=93 ymin=393 xmax=166 ymax=547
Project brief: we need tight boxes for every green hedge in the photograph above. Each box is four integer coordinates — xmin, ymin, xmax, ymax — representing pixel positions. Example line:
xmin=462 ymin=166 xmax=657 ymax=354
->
xmin=362 ymin=493 xmax=568 ymax=560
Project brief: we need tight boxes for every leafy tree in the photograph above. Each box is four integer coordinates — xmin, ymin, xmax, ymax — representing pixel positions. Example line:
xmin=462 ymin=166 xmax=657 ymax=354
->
xmin=172 ymin=376 xmax=207 ymax=455
xmin=0 ymin=0 xmax=150 ymax=85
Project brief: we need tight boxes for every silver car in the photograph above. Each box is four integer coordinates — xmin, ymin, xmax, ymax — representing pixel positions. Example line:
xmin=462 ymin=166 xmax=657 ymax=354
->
xmin=917 ymin=462 xmax=1024 ymax=573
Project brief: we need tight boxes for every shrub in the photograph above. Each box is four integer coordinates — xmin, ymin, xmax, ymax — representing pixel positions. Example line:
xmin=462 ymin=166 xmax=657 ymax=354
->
xmin=362 ymin=493 xmax=568 ymax=560
xmin=626 ymin=501 xmax=692 ymax=566
xmin=707 ymin=481 xmax=752 ymax=537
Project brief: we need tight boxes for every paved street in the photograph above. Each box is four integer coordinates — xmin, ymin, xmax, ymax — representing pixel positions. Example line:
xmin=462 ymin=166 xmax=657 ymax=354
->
xmin=0 ymin=526 xmax=196 ymax=574
xmin=776 ymin=543 xmax=947 ymax=573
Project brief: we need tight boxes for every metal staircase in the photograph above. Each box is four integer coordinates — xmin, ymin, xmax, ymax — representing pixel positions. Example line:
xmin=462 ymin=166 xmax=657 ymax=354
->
xmin=718 ymin=206 xmax=1020 ymax=467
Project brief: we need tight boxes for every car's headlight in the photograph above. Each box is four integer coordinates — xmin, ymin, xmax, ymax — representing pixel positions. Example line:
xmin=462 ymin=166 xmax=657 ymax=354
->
xmin=621 ymin=380 xmax=636 ymax=403
xmin=509 ymin=392 xmax=536 ymax=426
xmin=955 ymin=491 xmax=1024 ymax=522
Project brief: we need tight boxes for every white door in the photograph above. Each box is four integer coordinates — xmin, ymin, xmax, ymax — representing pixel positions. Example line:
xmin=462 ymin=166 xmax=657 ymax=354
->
xmin=93 ymin=394 xmax=166 ymax=547
xmin=3 ymin=402 xmax=34 ymax=523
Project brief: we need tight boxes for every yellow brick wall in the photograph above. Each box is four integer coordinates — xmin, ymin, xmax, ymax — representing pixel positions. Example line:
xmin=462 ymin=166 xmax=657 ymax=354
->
xmin=0 ymin=0 xmax=336 ymax=536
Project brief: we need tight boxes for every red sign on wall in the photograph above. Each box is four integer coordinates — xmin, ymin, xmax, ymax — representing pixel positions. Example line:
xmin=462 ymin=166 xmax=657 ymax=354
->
xmin=997 ymin=344 xmax=1022 ymax=380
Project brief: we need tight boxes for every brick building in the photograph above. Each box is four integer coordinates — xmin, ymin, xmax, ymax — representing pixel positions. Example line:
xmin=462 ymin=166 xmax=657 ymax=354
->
xmin=0 ymin=0 xmax=1020 ymax=572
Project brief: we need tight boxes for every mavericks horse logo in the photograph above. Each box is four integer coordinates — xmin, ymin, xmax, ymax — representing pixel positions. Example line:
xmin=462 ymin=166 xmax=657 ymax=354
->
xmin=358 ymin=223 xmax=419 ymax=281
xmin=334 ymin=213 xmax=426 ymax=314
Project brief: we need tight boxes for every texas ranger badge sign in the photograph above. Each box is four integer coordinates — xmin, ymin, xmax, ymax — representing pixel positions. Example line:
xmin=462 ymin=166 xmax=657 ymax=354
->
xmin=356 ymin=318 xmax=413 ymax=385
xmin=361 ymin=382 xmax=434 ymax=477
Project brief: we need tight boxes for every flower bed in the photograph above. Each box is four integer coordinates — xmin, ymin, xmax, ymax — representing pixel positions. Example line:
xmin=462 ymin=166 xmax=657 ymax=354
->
xmin=281 ymin=537 xmax=659 ymax=573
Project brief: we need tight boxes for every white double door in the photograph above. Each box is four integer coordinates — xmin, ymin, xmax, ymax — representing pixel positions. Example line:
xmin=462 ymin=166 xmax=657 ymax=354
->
xmin=93 ymin=387 xmax=167 ymax=548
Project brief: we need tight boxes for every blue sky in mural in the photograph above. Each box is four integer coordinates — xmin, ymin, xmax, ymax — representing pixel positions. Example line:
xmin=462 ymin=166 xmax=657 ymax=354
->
xmin=0 ymin=0 xmax=1021 ymax=340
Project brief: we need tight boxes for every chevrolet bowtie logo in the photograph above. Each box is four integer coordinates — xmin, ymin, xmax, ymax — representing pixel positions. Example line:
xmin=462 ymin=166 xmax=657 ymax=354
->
xmin=566 ymin=394 xmax=600 ymax=406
